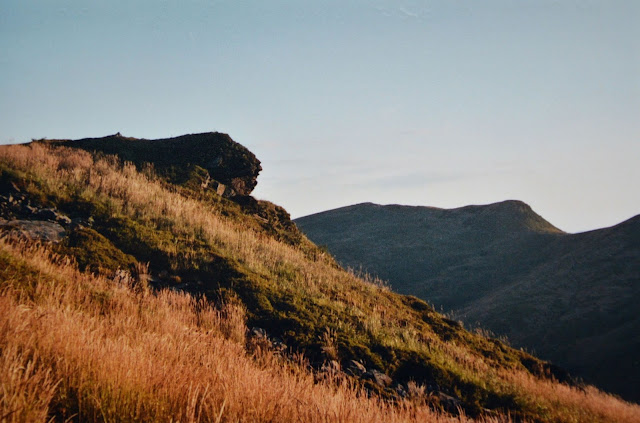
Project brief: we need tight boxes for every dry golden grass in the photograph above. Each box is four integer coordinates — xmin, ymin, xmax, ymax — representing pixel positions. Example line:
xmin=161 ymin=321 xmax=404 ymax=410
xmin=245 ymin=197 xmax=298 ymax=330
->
xmin=1 ymin=142 xmax=639 ymax=423
xmin=501 ymin=369 xmax=640 ymax=423
xmin=0 ymin=239 xmax=490 ymax=423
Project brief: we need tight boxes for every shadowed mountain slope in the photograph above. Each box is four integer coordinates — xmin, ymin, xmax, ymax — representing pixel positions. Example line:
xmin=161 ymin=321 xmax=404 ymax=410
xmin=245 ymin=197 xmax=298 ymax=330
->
xmin=295 ymin=202 xmax=640 ymax=402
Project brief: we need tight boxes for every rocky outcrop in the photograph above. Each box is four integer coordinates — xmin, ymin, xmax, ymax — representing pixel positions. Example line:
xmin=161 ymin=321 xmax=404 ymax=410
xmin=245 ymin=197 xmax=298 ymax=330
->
xmin=43 ymin=132 xmax=262 ymax=196
xmin=0 ymin=220 xmax=66 ymax=243
xmin=0 ymin=180 xmax=72 ymax=225
xmin=0 ymin=179 xmax=70 ymax=243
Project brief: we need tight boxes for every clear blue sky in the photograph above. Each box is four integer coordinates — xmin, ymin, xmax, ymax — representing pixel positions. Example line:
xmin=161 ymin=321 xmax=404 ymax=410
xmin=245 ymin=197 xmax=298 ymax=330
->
xmin=1 ymin=0 xmax=638 ymax=233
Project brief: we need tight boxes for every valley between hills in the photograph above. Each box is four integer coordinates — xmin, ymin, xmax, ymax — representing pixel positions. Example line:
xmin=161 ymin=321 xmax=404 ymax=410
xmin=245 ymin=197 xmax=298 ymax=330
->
xmin=1 ymin=133 xmax=639 ymax=422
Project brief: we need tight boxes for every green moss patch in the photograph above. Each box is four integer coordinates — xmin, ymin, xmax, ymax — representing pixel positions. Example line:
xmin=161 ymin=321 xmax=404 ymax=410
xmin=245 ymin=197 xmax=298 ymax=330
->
xmin=57 ymin=227 xmax=137 ymax=273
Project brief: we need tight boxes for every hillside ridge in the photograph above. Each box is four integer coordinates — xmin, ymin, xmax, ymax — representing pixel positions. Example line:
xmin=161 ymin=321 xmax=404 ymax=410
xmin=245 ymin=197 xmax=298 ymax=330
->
xmin=303 ymin=200 xmax=564 ymax=235
xmin=295 ymin=201 xmax=640 ymax=402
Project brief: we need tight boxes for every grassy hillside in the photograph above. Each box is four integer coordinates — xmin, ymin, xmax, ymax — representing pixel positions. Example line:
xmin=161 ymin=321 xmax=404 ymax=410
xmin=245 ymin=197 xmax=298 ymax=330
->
xmin=1 ymin=141 xmax=639 ymax=422
xmin=295 ymin=202 xmax=640 ymax=402
xmin=2 ymin=237 xmax=489 ymax=423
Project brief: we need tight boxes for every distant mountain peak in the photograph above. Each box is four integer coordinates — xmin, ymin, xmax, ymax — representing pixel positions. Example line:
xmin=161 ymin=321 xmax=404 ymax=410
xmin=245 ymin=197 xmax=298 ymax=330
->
xmin=306 ymin=200 xmax=563 ymax=235
xmin=455 ymin=200 xmax=564 ymax=235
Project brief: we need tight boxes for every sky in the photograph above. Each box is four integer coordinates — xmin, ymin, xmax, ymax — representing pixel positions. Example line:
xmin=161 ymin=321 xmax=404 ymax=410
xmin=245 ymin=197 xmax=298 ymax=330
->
xmin=1 ymin=0 xmax=638 ymax=233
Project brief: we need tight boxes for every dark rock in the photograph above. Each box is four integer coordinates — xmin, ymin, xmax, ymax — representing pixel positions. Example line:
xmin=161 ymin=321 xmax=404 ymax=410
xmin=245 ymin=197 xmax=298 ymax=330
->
xmin=250 ymin=327 xmax=268 ymax=339
xmin=427 ymin=381 xmax=441 ymax=393
xmin=44 ymin=132 xmax=262 ymax=196
xmin=69 ymin=217 xmax=88 ymax=230
xmin=210 ymin=180 xmax=234 ymax=197
xmin=347 ymin=360 xmax=367 ymax=376
xmin=271 ymin=340 xmax=287 ymax=354
xmin=20 ymin=204 xmax=37 ymax=215
xmin=365 ymin=370 xmax=393 ymax=388
xmin=395 ymin=383 xmax=407 ymax=397
xmin=34 ymin=208 xmax=58 ymax=221
xmin=0 ymin=220 xmax=66 ymax=243
xmin=248 ymin=327 xmax=286 ymax=355
xmin=9 ymin=181 xmax=21 ymax=193
xmin=436 ymin=392 xmax=462 ymax=414
xmin=0 ymin=177 xmax=22 ymax=194
xmin=34 ymin=208 xmax=71 ymax=225
xmin=321 ymin=360 xmax=341 ymax=373
xmin=248 ymin=327 xmax=288 ymax=354
xmin=56 ymin=215 xmax=72 ymax=226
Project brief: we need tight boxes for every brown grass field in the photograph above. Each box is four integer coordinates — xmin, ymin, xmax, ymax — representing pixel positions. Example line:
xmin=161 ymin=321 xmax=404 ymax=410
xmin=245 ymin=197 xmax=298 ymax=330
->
xmin=0 ymin=239 xmax=499 ymax=423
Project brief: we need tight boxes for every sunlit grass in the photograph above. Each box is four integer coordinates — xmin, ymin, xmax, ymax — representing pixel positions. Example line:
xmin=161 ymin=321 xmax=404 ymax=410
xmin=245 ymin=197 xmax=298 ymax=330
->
xmin=0 ymin=239 xmax=483 ymax=423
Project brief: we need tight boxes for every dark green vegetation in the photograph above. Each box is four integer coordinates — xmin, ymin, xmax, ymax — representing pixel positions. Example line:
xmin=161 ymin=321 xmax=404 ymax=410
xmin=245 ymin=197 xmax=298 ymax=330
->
xmin=295 ymin=202 xmax=640 ymax=402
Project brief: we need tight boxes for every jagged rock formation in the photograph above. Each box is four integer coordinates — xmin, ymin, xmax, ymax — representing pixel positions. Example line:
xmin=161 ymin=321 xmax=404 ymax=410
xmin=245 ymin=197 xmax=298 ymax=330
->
xmin=42 ymin=132 xmax=262 ymax=196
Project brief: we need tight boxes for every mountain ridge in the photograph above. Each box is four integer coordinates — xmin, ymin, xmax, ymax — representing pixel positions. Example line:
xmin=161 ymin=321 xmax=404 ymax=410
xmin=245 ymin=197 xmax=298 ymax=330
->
xmin=295 ymin=201 xmax=640 ymax=402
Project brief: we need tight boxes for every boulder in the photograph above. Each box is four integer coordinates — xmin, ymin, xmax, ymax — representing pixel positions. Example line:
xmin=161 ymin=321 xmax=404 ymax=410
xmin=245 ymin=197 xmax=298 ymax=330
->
xmin=0 ymin=220 xmax=66 ymax=243
xmin=210 ymin=180 xmax=234 ymax=197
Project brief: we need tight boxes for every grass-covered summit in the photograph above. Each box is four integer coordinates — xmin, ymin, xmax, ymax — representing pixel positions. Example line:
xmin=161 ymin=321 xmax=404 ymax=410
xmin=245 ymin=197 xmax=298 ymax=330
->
xmin=1 ymin=136 xmax=639 ymax=422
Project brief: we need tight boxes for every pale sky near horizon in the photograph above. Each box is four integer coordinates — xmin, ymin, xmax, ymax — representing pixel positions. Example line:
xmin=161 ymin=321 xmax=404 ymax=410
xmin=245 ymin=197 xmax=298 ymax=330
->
xmin=1 ymin=0 xmax=638 ymax=233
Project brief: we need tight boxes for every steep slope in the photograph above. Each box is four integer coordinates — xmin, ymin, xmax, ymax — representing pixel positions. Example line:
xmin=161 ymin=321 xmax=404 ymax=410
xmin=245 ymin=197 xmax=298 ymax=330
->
xmin=36 ymin=133 xmax=310 ymax=250
xmin=295 ymin=203 xmax=640 ymax=402
xmin=1 ymin=140 xmax=639 ymax=422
